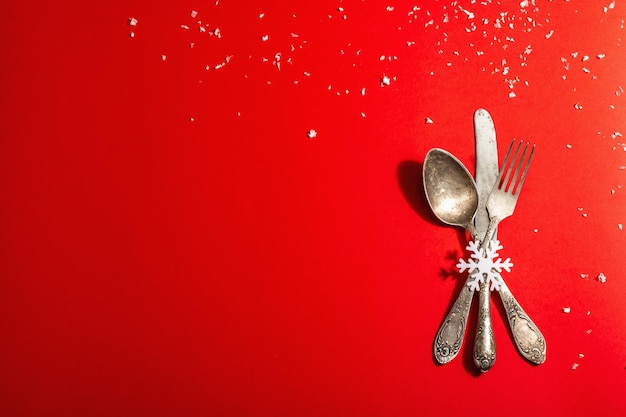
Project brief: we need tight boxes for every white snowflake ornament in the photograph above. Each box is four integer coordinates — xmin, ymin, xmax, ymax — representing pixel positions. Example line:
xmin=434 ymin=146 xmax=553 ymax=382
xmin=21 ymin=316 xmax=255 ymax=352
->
xmin=456 ymin=239 xmax=513 ymax=292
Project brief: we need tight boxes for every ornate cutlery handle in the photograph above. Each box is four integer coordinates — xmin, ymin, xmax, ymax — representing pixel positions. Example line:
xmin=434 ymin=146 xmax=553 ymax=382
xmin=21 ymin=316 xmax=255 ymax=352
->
xmin=434 ymin=280 xmax=474 ymax=364
xmin=498 ymin=280 xmax=546 ymax=364
xmin=474 ymin=279 xmax=496 ymax=372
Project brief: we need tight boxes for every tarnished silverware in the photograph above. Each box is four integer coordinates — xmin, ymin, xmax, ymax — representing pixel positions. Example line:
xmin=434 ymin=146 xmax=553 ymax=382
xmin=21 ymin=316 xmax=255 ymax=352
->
xmin=423 ymin=149 xmax=480 ymax=364
xmin=472 ymin=109 xmax=499 ymax=372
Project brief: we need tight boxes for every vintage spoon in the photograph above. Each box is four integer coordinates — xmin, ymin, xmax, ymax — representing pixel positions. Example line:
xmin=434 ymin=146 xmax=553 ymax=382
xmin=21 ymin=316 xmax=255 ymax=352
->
xmin=423 ymin=148 xmax=479 ymax=240
xmin=423 ymin=148 xmax=481 ymax=364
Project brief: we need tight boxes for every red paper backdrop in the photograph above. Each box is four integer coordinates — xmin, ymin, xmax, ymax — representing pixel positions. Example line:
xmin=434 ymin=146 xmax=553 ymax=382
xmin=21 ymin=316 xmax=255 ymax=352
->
xmin=2 ymin=1 xmax=626 ymax=416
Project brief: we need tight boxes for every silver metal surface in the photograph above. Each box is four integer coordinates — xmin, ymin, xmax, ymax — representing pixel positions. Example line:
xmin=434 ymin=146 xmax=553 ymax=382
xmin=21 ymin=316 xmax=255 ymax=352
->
xmin=428 ymin=114 xmax=546 ymax=369
xmin=473 ymin=108 xmax=499 ymax=372
xmin=480 ymin=140 xmax=546 ymax=365
xmin=424 ymin=149 xmax=480 ymax=364
xmin=423 ymin=149 xmax=478 ymax=239
xmin=481 ymin=140 xmax=535 ymax=242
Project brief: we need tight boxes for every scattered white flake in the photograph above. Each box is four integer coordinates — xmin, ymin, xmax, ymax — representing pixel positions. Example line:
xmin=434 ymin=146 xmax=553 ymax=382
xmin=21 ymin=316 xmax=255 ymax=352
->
xmin=619 ymin=223 xmax=623 ymax=230
xmin=545 ymin=30 xmax=555 ymax=39
xmin=425 ymin=117 xmax=434 ymax=124
xmin=361 ymin=112 xmax=366 ymax=118
xmin=596 ymin=273 xmax=607 ymax=283
xmin=129 ymin=31 xmax=135 ymax=38
xmin=237 ymin=112 xmax=241 ymax=117
xmin=259 ymin=13 xmax=265 ymax=19
xmin=597 ymin=53 xmax=606 ymax=59
xmin=612 ymin=132 xmax=623 ymax=139
xmin=571 ymin=363 xmax=579 ymax=370
xmin=566 ymin=144 xmax=572 ymax=149
xmin=587 ymin=311 xmax=591 ymax=316
xmin=603 ymin=1 xmax=616 ymax=13
xmin=582 ymin=67 xmax=591 ymax=74
xmin=386 ymin=6 xmax=395 ymax=12
xmin=190 ymin=117 xmax=195 ymax=122
xmin=563 ymin=307 xmax=571 ymax=314
xmin=360 ymin=87 xmax=366 ymax=96
xmin=509 ymin=91 xmax=517 ymax=98
xmin=306 ymin=129 xmax=317 ymax=139
xmin=579 ymin=353 xmax=585 ymax=358
xmin=303 ymin=71 xmax=311 ymax=77
xmin=161 ymin=54 xmax=167 ymax=61
xmin=533 ymin=229 xmax=538 ymax=233
xmin=574 ymin=102 xmax=583 ymax=110
xmin=571 ymin=52 xmax=579 ymax=58
xmin=380 ymin=74 xmax=391 ymax=87
xmin=128 ymin=17 xmax=138 ymax=26
xmin=213 ymin=28 xmax=222 ymax=38
xmin=586 ymin=329 xmax=593 ymax=334
xmin=582 ymin=55 xmax=590 ymax=62
xmin=181 ymin=24 xmax=189 ymax=30
xmin=581 ymin=273 xmax=589 ymax=279
xmin=191 ymin=10 xmax=198 ymax=18
xmin=261 ymin=34 xmax=269 ymax=42
xmin=459 ymin=6 xmax=475 ymax=19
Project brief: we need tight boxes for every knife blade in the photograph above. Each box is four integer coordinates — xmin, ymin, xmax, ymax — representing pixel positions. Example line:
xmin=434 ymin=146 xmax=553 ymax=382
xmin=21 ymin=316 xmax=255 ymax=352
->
xmin=473 ymin=108 xmax=499 ymax=372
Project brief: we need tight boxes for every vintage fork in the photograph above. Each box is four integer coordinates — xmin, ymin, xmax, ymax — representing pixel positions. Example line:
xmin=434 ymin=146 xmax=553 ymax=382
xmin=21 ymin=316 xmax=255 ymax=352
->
xmin=473 ymin=140 xmax=535 ymax=372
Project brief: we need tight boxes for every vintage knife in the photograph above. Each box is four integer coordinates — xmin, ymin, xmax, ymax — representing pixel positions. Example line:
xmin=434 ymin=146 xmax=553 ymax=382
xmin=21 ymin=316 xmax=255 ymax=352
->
xmin=473 ymin=108 xmax=499 ymax=372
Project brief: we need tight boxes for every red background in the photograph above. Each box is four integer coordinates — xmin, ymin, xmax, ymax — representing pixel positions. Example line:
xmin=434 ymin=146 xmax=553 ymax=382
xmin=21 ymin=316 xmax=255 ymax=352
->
xmin=2 ymin=1 xmax=626 ymax=416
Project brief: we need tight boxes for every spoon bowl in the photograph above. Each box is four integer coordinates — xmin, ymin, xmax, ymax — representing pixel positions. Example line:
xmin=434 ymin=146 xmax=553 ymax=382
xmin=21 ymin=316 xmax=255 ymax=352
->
xmin=423 ymin=148 xmax=479 ymax=238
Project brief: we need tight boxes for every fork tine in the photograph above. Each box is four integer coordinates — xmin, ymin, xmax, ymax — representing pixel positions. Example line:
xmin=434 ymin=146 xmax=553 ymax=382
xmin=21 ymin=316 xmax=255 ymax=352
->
xmin=512 ymin=144 xmax=535 ymax=195
xmin=496 ymin=140 xmax=515 ymax=186
xmin=509 ymin=142 xmax=529 ymax=194
xmin=499 ymin=140 xmax=522 ymax=191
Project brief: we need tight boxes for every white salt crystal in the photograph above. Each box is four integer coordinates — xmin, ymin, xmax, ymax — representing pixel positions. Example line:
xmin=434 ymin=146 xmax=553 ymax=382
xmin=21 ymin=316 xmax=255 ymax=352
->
xmin=563 ymin=307 xmax=571 ymax=313
xmin=545 ymin=30 xmax=554 ymax=39
xmin=380 ymin=75 xmax=391 ymax=86
xmin=580 ymin=273 xmax=589 ymax=279
xmin=161 ymin=54 xmax=167 ymax=61
xmin=128 ymin=17 xmax=138 ymax=26
xmin=596 ymin=273 xmax=607 ymax=283
xmin=191 ymin=10 xmax=198 ymax=18
xmin=597 ymin=53 xmax=606 ymax=59
xmin=578 ymin=353 xmax=585 ymax=358
xmin=571 ymin=363 xmax=579 ymax=370
xmin=582 ymin=55 xmax=590 ymax=61
xmin=425 ymin=117 xmax=434 ymax=124
xmin=306 ymin=129 xmax=317 ymax=139
xmin=261 ymin=34 xmax=269 ymax=41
